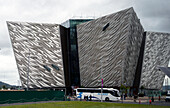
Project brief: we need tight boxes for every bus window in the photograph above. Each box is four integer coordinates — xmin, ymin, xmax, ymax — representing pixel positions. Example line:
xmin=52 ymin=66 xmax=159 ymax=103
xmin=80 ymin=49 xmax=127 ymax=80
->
xmin=110 ymin=91 xmax=120 ymax=97
xmin=115 ymin=91 xmax=120 ymax=97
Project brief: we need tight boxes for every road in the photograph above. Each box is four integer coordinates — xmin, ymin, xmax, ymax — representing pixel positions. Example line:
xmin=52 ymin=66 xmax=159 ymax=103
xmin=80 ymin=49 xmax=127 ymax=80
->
xmin=0 ymin=97 xmax=170 ymax=106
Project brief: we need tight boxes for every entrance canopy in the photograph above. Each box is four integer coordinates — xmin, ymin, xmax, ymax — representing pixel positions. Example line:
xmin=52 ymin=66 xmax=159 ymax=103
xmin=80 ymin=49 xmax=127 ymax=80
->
xmin=158 ymin=67 xmax=170 ymax=78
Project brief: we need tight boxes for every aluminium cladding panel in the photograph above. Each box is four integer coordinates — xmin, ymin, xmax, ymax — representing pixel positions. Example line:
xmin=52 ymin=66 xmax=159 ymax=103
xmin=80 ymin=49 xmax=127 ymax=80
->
xmin=140 ymin=32 xmax=170 ymax=89
xmin=7 ymin=22 xmax=65 ymax=88
xmin=77 ymin=7 xmax=143 ymax=87
xmin=123 ymin=10 xmax=144 ymax=87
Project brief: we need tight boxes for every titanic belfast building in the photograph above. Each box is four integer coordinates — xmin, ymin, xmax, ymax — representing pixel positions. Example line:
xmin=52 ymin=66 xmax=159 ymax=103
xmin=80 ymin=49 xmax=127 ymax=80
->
xmin=7 ymin=7 xmax=170 ymax=92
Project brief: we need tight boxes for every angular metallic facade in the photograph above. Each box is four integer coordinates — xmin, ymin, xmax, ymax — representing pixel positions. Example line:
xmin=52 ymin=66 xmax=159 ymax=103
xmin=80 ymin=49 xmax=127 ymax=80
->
xmin=140 ymin=31 xmax=170 ymax=89
xmin=7 ymin=7 xmax=170 ymax=91
xmin=77 ymin=8 xmax=144 ymax=87
xmin=7 ymin=22 xmax=65 ymax=88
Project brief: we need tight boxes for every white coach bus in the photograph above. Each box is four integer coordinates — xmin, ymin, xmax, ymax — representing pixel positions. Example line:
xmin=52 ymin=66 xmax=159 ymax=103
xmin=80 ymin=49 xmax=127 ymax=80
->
xmin=75 ymin=88 xmax=120 ymax=101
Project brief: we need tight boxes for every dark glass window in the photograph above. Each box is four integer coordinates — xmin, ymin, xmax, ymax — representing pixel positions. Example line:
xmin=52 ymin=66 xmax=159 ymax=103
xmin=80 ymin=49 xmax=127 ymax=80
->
xmin=62 ymin=19 xmax=93 ymax=86
xmin=43 ymin=65 xmax=51 ymax=72
xmin=51 ymin=64 xmax=60 ymax=71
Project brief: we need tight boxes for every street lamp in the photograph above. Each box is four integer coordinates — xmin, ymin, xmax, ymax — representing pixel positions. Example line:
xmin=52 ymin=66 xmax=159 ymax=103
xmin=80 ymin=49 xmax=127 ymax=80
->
xmin=26 ymin=49 xmax=37 ymax=91
xmin=26 ymin=51 xmax=30 ymax=91
xmin=100 ymin=23 xmax=110 ymax=102
xmin=100 ymin=60 xmax=103 ymax=102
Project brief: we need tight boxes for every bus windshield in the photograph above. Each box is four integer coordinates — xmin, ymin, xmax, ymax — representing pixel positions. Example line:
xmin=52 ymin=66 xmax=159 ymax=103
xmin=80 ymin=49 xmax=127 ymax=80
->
xmin=111 ymin=91 xmax=120 ymax=97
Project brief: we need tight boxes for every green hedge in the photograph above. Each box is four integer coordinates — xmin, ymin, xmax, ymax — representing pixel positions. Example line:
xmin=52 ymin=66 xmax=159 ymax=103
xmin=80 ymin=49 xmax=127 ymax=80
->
xmin=0 ymin=91 xmax=64 ymax=104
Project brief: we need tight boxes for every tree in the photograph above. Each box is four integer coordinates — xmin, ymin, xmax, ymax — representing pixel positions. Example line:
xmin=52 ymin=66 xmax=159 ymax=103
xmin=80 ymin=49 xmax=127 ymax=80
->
xmin=2 ymin=85 xmax=6 ymax=89
xmin=140 ymin=86 xmax=145 ymax=93
xmin=120 ymin=84 xmax=126 ymax=93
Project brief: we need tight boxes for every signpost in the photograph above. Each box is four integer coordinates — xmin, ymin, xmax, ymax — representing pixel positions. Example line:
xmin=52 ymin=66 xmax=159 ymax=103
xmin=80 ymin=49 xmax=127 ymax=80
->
xmin=100 ymin=59 xmax=103 ymax=102
xmin=101 ymin=78 xmax=103 ymax=102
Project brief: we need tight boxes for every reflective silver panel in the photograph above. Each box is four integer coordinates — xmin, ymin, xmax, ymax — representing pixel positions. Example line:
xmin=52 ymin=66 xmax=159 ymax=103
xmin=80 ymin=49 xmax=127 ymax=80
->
xmin=158 ymin=67 xmax=170 ymax=78
xmin=140 ymin=32 xmax=170 ymax=89
xmin=7 ymin=22 xmax=65 ymax=88
xmin=77 ymin=8 xmax=144 ymax=87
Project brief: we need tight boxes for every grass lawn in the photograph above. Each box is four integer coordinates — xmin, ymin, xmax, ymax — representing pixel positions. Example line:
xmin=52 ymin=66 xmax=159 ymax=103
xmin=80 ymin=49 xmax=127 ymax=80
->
xmin=0 ymin=101 xmax=169 ymax=108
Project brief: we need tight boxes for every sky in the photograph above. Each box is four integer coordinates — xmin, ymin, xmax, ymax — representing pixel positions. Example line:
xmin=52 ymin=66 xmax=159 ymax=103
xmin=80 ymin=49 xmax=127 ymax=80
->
xmin=0 ymin=0 xmax=170 ymax=86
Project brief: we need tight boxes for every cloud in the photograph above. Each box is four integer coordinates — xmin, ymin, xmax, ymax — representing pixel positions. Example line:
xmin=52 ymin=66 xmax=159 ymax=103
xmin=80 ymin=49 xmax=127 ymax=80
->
xmin=0 ymin=54 xmax=19 ymax=85
xmin=134 ymin=0 xmax=170 ymax=18
xmin=0 ymin=47 xmax=13 ymax=56
xmin=133 ymin=0 xmax=170 ymax=33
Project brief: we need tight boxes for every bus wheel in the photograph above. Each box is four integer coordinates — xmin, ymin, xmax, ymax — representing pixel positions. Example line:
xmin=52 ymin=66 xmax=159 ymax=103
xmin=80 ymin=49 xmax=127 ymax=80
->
xmin=105 ymin=97 xmax=109 ymax=101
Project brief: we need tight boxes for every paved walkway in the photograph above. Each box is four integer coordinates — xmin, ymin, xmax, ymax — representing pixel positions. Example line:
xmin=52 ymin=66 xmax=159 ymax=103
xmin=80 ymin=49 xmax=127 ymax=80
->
xmin=0 ymin=97 xmax=170 ymax=106
xmin=112 ymin=100 xmax=170 ymax=106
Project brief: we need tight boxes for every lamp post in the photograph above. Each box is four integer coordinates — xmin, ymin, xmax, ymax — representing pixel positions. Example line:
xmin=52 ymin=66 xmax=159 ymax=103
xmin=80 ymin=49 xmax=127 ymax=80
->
xmin=26 ymin=49 xmax=38 ymax=91
xmin=26 ymin=51 xmax=30 ymax=91
xmin=26 ymin=51 xmax=38 ymax=91
xmin=100 ymin=23 xmax=110 ymax=102
xmin=100 ymin=59 xmax=103 ymax=102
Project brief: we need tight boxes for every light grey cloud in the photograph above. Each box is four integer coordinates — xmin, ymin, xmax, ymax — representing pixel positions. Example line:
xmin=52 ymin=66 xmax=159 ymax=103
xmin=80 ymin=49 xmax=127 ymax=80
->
xmin=134 ymin=0 xmax=170 ymax=18
xmin=0 ymin=47 xmax=13 ymax=56
xmin=133 ymin=0 xmax=170 ymax=33
xmin=0 ymin=24 xmax=11 ymax=49
xmin=0 ymin=54 xmax=19 ymax=85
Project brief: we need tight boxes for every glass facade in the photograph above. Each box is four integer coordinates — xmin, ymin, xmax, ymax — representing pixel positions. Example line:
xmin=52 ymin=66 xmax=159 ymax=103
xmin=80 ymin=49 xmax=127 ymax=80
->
xmin=61 ymin=19 xmax=93 ymax=86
